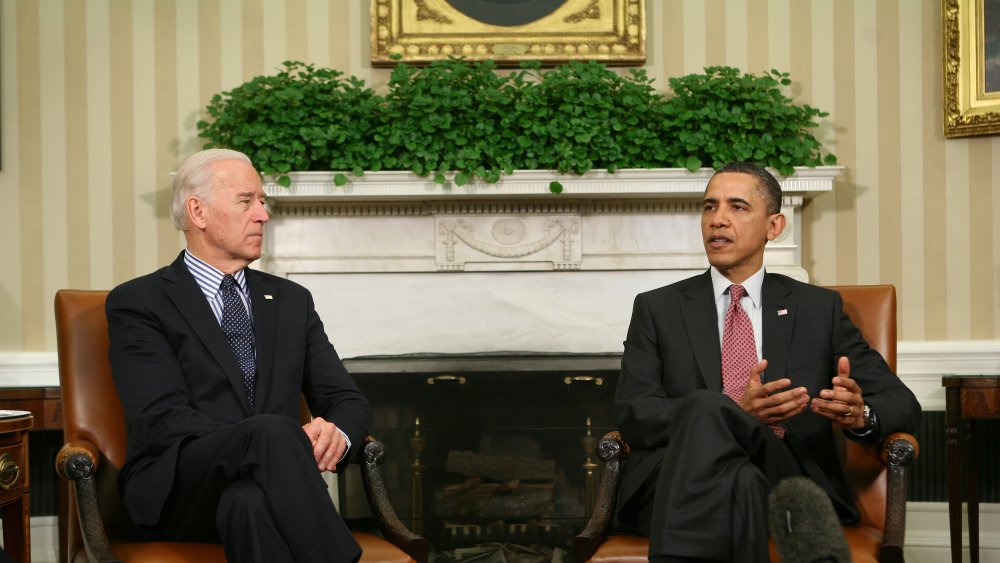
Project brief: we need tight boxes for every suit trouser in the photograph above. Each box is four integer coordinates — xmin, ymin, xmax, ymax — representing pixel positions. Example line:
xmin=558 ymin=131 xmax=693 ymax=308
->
xmin=152 ymin=414 xmax=361 ymax=563
xmin=641 ymin=391 xmax=803 ymax=562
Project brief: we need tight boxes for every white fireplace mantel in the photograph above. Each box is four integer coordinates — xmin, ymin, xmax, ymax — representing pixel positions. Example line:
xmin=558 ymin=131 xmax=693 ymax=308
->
xmin=263 ymin=166 xmax=841 ymax=202
xmin=261 ymin=167 xmax=841 ymax=358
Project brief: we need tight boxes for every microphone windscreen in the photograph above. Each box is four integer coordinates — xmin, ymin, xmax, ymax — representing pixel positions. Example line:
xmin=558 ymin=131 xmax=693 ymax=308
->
xmin=767 ymin=476 xmax=852 ymax=563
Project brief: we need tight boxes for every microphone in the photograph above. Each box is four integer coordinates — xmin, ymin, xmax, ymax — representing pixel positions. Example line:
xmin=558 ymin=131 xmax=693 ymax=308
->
xmin=767 ymin=476 xmax=851 ymax=563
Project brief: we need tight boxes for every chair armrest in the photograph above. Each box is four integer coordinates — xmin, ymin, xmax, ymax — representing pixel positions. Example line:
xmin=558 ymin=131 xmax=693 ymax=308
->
xmin=573 ymin=431 xmax=631 ymax=563
xmin=878 ymin=432 xmax=919 ymax=563
xmin=56 ymin=438 xmax=102 ymax=480
xmin=55 ymin=440 xmax=122 ymax=563
xmin=879 ymin=431 xmax=919 ymax=467
xmin=360 ymin=437 xmax=430 ymax=563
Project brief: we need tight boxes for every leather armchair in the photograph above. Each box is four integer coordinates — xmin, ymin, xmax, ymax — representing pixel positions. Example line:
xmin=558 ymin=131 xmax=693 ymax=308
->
xmin=54 ymin=289 xmax=428 ymax=563
xmin=573 ymin=285 xmax=920 ymax=563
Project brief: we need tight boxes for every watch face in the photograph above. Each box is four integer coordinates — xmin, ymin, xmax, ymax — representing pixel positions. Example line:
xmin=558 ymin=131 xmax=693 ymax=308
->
xmin=863 ymin=404 xmax=875 ymax=428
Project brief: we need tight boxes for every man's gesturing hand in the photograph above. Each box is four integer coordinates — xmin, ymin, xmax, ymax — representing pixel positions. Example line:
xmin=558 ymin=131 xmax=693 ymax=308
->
xmin=302 ymin=416 xmax=347 ymax=472
xmin=738 ymin=359 xmax=809 ymax=424
xmin=810 ymin=356 xmax=866 ymax=430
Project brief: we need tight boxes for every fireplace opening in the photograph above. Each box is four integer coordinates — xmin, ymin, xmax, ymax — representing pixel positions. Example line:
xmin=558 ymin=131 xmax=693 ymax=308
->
xmin=336 ymin=354 xmax=620 ymax=560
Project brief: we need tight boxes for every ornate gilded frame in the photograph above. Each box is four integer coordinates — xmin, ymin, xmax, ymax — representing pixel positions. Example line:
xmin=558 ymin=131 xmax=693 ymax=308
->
xmin=943 ymin=0 xmax=1000 ymax=137
xmin=370 ymin=0 xmax=645 ymax=67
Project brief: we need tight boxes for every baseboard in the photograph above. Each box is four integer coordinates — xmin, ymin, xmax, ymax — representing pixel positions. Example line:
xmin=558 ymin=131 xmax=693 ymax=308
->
xmin=0 ymin=515 xmax=59 ymax=563
xmin=905 ymin=502 xmax=1000 ymax=563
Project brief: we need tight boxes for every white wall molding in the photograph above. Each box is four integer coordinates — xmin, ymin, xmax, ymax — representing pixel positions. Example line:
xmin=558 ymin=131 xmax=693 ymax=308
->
xmin=3 ymin=341 xmax=998 ymax=405
xmin=0 ymin=351 xmax=59 ymax=387
xmin=896 ymin=340 xmax=1000 ymax=411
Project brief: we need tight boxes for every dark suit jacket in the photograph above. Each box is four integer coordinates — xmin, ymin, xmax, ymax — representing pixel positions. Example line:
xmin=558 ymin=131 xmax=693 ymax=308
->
xmin=614 ymin=271 xmax=921 ymax=527
xmin=107 ymin=251 xmax=372 ymax=527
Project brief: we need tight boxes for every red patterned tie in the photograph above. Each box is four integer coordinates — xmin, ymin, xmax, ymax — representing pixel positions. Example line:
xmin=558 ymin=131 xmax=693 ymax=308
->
xmin=721 ymin=284 xmax=785 ymax=438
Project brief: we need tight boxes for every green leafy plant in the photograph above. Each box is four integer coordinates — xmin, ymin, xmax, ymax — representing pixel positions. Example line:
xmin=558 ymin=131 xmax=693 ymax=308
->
xmin=662 ymin=66 xmax=837 ymax=176
xmin=506 ymin=60 xmax=676 ymax=175
xmin=377 ymin=58 xmax=520 ymax=185
xmin=197 ymin=60 xmax=836 ymax=190
xmin=197 ymin=61 xmax=385 ymax=187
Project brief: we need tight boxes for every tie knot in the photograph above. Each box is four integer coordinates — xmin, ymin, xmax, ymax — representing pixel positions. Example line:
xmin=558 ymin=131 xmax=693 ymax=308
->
xmin=220 ymin=275 xmax=237 ymax=293
xmin=729 ymin=284 xmax=746 ymax=302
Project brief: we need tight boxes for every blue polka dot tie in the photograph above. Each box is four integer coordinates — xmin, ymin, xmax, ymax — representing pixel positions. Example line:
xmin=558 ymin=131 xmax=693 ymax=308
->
xmin=220 ymin=275 xmax=256 ymax=412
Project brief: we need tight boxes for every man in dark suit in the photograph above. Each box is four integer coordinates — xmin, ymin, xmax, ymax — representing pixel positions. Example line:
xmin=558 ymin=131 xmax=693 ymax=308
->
xmin=613 ymin=162 xmax=921 ymax=562
xmin=107 ymin=149 xmax=372 ymax=562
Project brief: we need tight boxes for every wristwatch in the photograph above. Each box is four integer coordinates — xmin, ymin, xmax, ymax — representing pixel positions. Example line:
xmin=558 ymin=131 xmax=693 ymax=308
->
xmin=849 ymin=403 xmax=877 ymax=438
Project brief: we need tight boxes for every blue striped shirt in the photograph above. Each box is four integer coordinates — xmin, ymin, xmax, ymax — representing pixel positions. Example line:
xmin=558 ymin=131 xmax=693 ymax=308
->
xmin=184 ymin=250 xmax=253 ymax=326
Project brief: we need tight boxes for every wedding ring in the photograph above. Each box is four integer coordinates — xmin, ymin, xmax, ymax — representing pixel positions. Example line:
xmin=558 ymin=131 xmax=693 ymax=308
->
xmin=846 ymin=406 xmax=854 ymax=417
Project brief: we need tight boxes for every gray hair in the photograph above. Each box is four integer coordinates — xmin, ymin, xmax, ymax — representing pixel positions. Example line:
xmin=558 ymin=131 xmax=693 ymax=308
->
xmin=171 ymin=149 xmax=254 ymax=230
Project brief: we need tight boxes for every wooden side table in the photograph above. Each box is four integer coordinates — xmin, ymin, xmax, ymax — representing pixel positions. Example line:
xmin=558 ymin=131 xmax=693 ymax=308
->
xmin=0 ymin=387 xmax=62 ymax=430
xmin=0 ymin=412 xmax=33 ymax=563
xmin=0 ymin=387 xmax=68 ymax=563
xmin=943 ymin=374 xmax=1000 ymax=563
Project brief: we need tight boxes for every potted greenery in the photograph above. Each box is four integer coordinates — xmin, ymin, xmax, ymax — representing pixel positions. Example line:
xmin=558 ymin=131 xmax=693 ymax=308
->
xmin=197 ymin=59 xmax=837 ymax=193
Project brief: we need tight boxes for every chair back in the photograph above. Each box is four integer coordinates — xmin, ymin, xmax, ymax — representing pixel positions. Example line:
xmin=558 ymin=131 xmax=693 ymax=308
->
xmin=55 ymin=289 xmax=138 ymax=558
xmin=826 ymin=284 xmax=896 ymax=532
xmin=828 ymin=285 xmax=896 ymax=373
xmin=56 ymin=290 xmax=124 ymax=466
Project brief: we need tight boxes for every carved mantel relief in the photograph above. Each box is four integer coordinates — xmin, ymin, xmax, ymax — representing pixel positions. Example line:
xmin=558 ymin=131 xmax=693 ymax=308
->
xmin=436 ymin=215 xmax=581 ymax=271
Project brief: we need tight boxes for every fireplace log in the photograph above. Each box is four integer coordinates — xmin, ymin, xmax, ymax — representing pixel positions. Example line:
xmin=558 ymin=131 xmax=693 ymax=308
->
xmin=445 ymin=450 xmax=556 ymax=481
xmin=439 ymin=487 xmax=554 ymax=519
xmin=442 ymin=480 xmax=554 ymax=496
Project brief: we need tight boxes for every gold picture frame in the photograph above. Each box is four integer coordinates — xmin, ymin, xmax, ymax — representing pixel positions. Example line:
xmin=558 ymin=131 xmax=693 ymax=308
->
xmin=370 ymin=0 xmax=645 ymax=67
xmin=943 ymin=0 xmax=1000 ymax=137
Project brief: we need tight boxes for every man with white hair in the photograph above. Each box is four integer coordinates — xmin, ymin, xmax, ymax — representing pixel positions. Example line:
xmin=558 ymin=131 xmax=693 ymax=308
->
xmin=107 ymin=149 xmax=372 ymax=562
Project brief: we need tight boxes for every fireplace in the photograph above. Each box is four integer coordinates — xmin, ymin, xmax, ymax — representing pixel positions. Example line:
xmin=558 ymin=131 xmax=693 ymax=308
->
xmin=334 ymin=355 xmax=620 ymax=554
xmin=261 ymin=167 xmax=839 ymax=555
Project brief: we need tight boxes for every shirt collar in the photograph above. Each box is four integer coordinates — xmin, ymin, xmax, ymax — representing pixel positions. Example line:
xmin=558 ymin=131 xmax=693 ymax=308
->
xmin=184 ymin=250 xmax=248 ymax=299
xmin=710 ymin=266 xmax=764 ymax=311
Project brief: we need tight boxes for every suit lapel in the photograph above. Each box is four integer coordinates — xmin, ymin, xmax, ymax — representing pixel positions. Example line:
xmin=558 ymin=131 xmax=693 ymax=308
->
xmin=680 ymin=271 xmax=723 ymax=391
xmin=761 ymin=274 xmax=794 ymax=386
xmin=246 ymin=271 xmax=277 ymax=410
xmin=163 ymin=252 xmax=254 ymax=415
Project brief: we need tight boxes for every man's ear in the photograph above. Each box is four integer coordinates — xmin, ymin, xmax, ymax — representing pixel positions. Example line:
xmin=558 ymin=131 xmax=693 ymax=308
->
xmin=187 ymin=197 xmax=208 ymax=230
xmin=766 ymin=212 xmax=786 ymax=241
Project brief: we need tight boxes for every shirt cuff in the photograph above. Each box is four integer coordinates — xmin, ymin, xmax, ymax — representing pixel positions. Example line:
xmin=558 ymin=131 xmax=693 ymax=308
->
xmin=337 ymin=427 xmax=352 ymax=463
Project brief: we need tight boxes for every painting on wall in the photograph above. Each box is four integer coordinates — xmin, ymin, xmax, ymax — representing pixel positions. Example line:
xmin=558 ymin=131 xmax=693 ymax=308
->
xmin=370 ymin=0 xmax=645 ymax=67
xmin=985 ymin=0 xmax=1000 ymax=92
xmin=944 ymin=0 xmax=1000 ymax=136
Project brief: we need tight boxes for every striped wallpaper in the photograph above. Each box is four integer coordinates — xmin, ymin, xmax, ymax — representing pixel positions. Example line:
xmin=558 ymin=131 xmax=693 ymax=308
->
xmin=1 ymin=0 xmax=998 ymax=351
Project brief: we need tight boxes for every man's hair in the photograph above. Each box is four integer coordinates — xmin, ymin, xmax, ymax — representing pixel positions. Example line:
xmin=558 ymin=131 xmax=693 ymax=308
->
xmin=171 ymin=149 xmax=254 ymax=231
xmin=711 ymin=161 xmax=783 ymax=215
